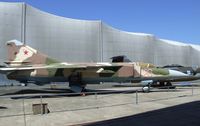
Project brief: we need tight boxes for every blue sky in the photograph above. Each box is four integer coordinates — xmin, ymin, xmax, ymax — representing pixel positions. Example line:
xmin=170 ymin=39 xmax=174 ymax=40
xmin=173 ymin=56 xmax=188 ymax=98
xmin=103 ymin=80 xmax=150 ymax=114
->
xmin=1 ymin=0 xmax=200 ymax=44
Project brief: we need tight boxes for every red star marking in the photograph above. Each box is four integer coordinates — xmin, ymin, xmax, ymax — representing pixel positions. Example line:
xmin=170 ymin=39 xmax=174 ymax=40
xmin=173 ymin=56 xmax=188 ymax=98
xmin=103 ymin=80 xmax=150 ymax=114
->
xmin=24 ymin=50 xmax=28 ymax=55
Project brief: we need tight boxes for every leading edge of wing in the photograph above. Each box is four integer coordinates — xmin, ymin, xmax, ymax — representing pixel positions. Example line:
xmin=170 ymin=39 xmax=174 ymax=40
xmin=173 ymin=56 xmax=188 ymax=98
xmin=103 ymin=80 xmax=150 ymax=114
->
xmin=0 ymin=63 xmax=122 ymax=72
xmin=0 ymin=65 xmax=86 ymax=71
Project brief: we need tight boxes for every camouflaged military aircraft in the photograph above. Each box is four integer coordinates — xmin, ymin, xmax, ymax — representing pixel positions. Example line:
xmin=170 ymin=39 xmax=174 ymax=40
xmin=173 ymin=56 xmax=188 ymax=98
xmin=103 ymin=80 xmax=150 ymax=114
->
xmin=0 ymin=40 xmax=200 ymax=92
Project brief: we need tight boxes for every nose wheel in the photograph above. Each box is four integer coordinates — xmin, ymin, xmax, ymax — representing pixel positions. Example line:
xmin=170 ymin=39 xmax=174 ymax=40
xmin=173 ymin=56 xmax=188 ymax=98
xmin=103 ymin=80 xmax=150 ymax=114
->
xmin=142 ymin=83 xmax=151 ymax=93
xmin=21 ymin=83 xmax=27 ymax=86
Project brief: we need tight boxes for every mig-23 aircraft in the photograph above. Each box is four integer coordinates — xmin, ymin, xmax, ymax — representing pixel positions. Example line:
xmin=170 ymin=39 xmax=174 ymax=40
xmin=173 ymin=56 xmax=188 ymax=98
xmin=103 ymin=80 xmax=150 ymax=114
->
xmin=0 ymin=40 xmax=200 ymax=92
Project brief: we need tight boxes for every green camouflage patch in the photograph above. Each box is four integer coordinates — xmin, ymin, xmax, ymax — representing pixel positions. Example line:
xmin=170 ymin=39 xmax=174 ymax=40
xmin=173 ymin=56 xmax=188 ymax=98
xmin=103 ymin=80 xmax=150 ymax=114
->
xmin=152 ymin=68 xmax=169 ymax=75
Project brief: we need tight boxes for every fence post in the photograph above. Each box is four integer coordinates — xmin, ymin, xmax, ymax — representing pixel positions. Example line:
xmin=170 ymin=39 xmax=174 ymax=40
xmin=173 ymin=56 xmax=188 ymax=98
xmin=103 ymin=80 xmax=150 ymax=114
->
xmin=192 ymin=85 xmax=194 ymax=96
xmin=40 ymin=96 xmax=43 ymax=115
xmin=95 ymin=92 xmax=97 ymax=100
xmin=136 ymin=90 xmax=138 ymax=104
xmin=22 ymin=98 xmax=27 ymax=126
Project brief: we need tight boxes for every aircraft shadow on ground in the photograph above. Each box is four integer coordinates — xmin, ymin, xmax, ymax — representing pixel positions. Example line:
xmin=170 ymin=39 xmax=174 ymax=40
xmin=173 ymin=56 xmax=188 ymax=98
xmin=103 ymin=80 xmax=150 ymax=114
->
xmin=0 ymin=106 xmax=8 ymax=109
xmin=8 ymin=88 xmax=137 ymax=99
xmin=83 ymin=101 xmax=200 ymax=126
xmin=149 ymin=89 xmax=182 ymax=93
xmin=0 ymin=88 xmax=181 ymax=99
xmin=1 ymin=88 xmax=72 ymax=95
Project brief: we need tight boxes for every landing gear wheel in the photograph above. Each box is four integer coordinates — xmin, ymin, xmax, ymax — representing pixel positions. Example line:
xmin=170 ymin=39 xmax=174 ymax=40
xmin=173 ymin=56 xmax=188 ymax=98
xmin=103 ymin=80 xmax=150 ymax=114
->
xmin=68 ymin=72 xmax=87 ymax=93
xmin=166 ymin=81 xmax=172 ymax=86
xmin=21 ymin=83 xmax=27 ymax=86
xmin=142 ymin=86 xmax=150 ymax=93
xmin=166 ymin=82 xmax=176 ymax=89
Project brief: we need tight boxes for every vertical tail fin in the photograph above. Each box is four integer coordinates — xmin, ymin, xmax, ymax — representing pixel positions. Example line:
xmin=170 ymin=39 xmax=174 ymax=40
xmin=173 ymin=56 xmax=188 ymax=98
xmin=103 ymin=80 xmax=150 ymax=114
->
xmin=5 ymin=40 xmax=59 ymax=66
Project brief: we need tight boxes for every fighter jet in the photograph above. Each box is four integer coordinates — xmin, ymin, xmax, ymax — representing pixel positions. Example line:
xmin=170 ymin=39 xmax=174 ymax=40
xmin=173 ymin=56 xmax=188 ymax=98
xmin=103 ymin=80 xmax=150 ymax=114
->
xmin=0 ymin=40 xmax=200 ymax=92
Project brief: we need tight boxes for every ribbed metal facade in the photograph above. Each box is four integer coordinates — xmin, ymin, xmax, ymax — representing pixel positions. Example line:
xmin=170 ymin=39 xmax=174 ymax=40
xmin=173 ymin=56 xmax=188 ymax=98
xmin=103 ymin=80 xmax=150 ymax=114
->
xmin=0 ymin=2 xmax=200 ymax=67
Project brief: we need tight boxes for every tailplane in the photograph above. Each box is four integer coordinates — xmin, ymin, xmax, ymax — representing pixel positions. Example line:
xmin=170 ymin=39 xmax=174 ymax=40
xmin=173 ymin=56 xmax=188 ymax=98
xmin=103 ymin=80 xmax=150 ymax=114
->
xmin=5 ymin=40 xmax=59 ymax=66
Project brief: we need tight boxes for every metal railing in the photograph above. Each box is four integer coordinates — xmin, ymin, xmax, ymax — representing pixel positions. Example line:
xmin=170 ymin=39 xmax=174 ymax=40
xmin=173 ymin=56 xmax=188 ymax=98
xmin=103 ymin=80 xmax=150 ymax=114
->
xmin=0 ymin=85 xmax=199 ymax=126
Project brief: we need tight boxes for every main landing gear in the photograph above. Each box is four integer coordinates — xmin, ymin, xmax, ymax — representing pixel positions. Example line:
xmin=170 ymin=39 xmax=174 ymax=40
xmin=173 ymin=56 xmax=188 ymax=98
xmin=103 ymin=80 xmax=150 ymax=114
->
xmin=142 ymin=84 xmax=151 ymax=93
xmin=142 ymin=81 xmax=175 ymax=93
xmin=68 ymin=73 xmax=86 ymax=93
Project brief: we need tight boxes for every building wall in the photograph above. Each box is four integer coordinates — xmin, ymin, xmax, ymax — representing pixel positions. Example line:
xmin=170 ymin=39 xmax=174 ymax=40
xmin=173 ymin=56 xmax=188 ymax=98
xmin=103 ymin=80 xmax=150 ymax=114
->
xmin=25 ymin=5 xmax=101 ymax=62
xmin=102 ymin=23 xmax=156 ymax=64
xmin=154 ymin=39 xmax=191 ymax=66
xmin=0 ymin=2 xmax=200 ymax=67
xmin=0 ymin=2 xmax=23 ymax=63
xmin=190 ymin=45 xmax=200 ymax=67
